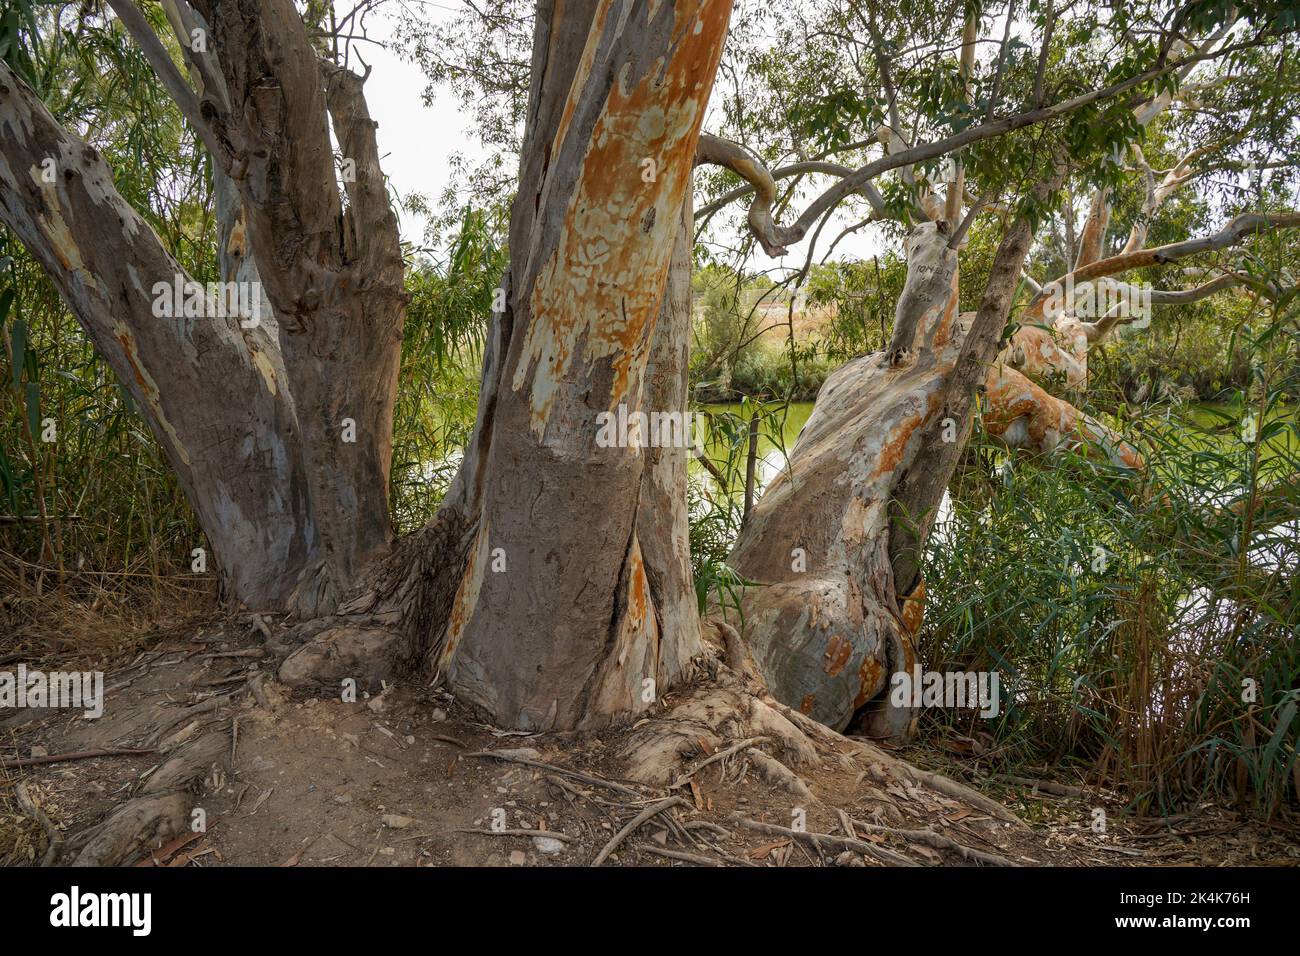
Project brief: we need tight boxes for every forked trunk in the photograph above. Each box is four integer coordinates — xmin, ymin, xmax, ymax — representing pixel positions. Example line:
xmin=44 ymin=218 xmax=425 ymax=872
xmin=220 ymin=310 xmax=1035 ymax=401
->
xmin=727 ymin=207 xmax=1048 ymax=736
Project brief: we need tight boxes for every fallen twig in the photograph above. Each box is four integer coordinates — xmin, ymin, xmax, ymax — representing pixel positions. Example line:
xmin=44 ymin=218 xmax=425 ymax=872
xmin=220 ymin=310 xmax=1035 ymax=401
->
xmin=852 ymin=817 xmax=1019 ymax=866
xmin=14 ymin=780 xmax=61 ymax=866
xmin=469 ymin=750 xmax=642 ymax=797
xmin=998 ymin=774 xmax=1086 ymax=798
xmin=1 ymin=747 xmax=154 ymax=770
xmin=456 ymin=827 xmax=572 ymax=842
xmin=642 ymin=846 xmax=725 ymax=866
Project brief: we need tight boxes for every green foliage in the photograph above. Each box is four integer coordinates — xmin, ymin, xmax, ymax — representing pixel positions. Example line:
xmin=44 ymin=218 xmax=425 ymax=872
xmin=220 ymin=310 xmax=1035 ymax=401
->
xmin=922 ymin=286 xmax=1299 ymax=815
xmin=389 ymin=206 xmax=506 ymax=532
xmin=688 ymin=399 xmax=801 ymax=619
xmin=804 ymin=254 xmax=904 ymax=360
xmin=689 ymin=265 xmax=832 ymax=401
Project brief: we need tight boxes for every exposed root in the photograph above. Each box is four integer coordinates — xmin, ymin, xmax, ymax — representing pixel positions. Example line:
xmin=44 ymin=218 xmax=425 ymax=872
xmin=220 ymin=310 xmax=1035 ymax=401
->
xmin=277 ymin=624 xmax=405 ymax=688
xmin=727 ymin=812 xmax=920 ymax=866
xmin=615 ymin=652 xmax=1024 ymax=849
xmin=68 ymin=724 xmax=231 ymax=866
xmin=62 ymin=681 xmax=271 ymax=865
xmin=850 ymin=817 xmax=1020 ymax=866
xmin=746 ymin=747 xmax=814 ymax=800
xmin=855 ymin=744 xmax=1027 ymax=828
xmin=70 ymin=792 xmax=194 ymax=867
xmin=274 ymin=512 xmax=475 ymax=691
xmin=591 ymin=796 xmax=687 ymax=866
xmin=618 ymin=674 xmax=821 ymax=794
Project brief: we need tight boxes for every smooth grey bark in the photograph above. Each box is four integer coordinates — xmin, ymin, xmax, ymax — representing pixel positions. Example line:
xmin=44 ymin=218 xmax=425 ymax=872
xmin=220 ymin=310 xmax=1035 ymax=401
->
xmin=198 ymin=0 xmax=407 ymax=609
xmin=0 ymin=59 xmax=318 ymax=608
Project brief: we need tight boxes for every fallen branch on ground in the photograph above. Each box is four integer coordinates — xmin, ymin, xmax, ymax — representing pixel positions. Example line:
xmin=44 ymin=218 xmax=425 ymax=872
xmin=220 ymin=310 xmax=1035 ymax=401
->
xmin=1 ymin=747 xmax=155 ymax=770
xmin=592 ymin=796 xmax=687 ymax=866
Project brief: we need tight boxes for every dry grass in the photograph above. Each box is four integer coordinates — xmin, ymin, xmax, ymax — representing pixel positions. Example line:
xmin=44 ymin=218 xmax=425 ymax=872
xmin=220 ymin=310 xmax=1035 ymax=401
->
xmin=0 ymin=550 xmax=216 ymax=670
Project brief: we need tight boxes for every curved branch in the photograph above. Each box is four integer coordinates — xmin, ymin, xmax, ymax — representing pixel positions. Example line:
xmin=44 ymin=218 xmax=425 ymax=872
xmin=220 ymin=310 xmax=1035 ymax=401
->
xmin=698 ymin=35 xmax=1272 ymax=260
xmin=694 ymin=133 xmax=885 ymax=255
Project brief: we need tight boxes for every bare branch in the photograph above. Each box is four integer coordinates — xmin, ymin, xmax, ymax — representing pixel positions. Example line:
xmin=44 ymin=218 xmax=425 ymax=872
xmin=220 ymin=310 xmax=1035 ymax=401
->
xmin=695 ymin=133 xmax=886 ymax=255
xmin=105 ymin=0 xmax=230 ymax=165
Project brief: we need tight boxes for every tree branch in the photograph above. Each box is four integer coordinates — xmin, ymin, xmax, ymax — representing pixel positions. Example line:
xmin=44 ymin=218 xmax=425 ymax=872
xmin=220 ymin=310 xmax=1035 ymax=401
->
xmin=105 ymin=0 xmax=230 ymax=166
xmin=698 ymin=35 xmax=1275 ymax=260
xmin=695 ymin=133 xmax=886 ymax=255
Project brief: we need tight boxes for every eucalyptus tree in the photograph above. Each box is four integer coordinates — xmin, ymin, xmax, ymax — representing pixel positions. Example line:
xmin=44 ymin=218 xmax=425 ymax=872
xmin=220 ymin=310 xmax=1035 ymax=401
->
xmin=682 ymin=0 xmax=1300 ymax=733
xmin=1 ymin=0 xmax=1297 ymax=760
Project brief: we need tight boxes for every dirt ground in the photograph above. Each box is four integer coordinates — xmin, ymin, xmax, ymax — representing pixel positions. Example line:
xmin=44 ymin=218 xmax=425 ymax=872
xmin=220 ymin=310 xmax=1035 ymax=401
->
xmin=2 ymin=612 xmax=1298 ymax=868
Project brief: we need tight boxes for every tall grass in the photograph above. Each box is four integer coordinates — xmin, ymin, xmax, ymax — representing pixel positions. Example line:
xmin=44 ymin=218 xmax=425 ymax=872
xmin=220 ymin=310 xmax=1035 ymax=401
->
xmin=1 ymin=8 xmax=210 ymax=602
xmin=388 ymin=206 xmax=505 ymax=532
xmin=923 ymin=309 xmax=1299 ymax=816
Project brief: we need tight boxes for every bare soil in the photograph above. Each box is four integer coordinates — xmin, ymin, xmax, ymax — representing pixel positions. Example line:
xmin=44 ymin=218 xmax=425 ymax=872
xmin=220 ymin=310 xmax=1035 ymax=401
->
xmin=2 ymin=614 xmax=1297 ymax=868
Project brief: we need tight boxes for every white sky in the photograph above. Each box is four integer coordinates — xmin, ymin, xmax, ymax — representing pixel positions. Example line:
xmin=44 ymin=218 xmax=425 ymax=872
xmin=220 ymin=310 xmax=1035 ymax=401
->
xmin=362 ymin=8 xmax=476 ymax=248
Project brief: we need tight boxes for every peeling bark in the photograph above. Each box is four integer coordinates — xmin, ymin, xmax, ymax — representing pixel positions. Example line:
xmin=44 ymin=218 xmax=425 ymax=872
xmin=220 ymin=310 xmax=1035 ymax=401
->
xmin=723 ymin=222 xmax=961 ymax=733
xmin=726 ymin=188 xmax=1058 ymax=735
xmin=443 ymin=0 xmax=731 ymax=731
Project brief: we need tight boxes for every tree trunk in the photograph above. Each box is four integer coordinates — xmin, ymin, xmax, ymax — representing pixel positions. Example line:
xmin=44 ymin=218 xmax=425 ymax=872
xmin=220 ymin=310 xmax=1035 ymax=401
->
xmin=0 ymin=60 xmax=320 ymax=610
xmin=201 ymin=0 xmax=407 ymax=610
xmin=726 ymin=198 xmax=1054 ymax=736
xmin=2 ymin=0 xmax=409 ymax=616
xmin=437 ymin=0 xmax=731 ymax=731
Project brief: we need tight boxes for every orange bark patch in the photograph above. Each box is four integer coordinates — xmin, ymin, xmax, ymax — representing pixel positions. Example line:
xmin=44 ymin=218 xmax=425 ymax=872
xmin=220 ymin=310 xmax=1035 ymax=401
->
xmin=438 ymin=522 xmax=490 ymax=673
xmin=622 ymin=535 xmax=654 ymax=641
xmin=852 ymin=655 xmax=885 ymax=709
xmin=902 ymin=578 xmax=926 ymax=635
xmin=822 ymin=634 xmax=852 ymax=677
xmin=871 ymin=412 xmax=923 ymax=480
xmin=513 ymin=0 xmax=733 ymax=436
xmin=928 ymin=270 xmax=960 ymax=351
xmin=799 ymin=694 xmax=816 ymax=715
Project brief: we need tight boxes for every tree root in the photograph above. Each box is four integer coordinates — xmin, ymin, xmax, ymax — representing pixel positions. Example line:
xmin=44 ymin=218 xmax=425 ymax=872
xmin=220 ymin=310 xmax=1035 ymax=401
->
xmin=849 ymin=818 xmax=1020 ymax=866
xmin=618 ymin=664 xmax=823 ymax=791
xmin=726 ymin=812 xmax=920 ymax=866
xmin=61 ymin=685 xmax=263 ymax=865
xmin=746 ymin=748 xmax=814 ymax=800
xmin=608 ymin=655 xmax=1027 ymax=863
xmin=856 ymin=746 xmax=1027 ymax=827
xmin=274 ymin=512 xmax=476 ymax=691
xmin=592 ymin=796 xmax=687 ymax=866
